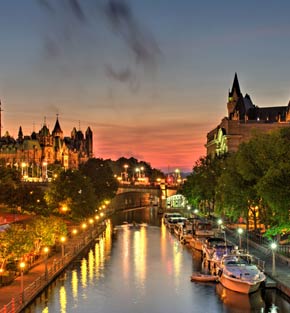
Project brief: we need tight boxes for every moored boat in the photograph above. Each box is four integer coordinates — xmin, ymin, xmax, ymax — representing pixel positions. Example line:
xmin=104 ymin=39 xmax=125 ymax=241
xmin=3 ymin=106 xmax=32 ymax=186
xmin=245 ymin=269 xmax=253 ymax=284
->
xmin=217 ymin=253 xmax=266 ymax=294
xmin=189 ymin=221 xmax=215 ymax=251
xmin=190 ymin=272 xmax=218 ymax=282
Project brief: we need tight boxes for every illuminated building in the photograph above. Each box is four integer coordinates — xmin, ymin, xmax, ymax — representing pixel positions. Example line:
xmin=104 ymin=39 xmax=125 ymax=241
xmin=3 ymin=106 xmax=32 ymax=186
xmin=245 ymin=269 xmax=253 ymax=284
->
xmin=206 ymin=73 xmax=290 ymax=157
xmin=0 ymin=110 xmax=93 ymax=174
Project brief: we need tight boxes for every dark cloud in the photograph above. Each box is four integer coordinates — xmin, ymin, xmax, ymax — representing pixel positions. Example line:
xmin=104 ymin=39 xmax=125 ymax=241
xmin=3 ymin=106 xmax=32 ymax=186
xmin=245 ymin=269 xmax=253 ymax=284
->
xmin=36 ymin=0 xmax=161 ymax=92
xmin=67 ymin=0 xmax=86 ymax=23
xmin=104 ymin=0 xmax=161 ymax=68
xmin=105 ymin=64 xmax=139 ymax=91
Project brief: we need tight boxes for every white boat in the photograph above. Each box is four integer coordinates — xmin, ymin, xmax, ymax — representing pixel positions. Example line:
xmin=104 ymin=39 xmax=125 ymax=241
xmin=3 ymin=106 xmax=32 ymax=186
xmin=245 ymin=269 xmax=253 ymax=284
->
xmin=217 ymin=253 xmax=266 ymax=294
xmin=163 ymin=212 xmax=182 ymax=225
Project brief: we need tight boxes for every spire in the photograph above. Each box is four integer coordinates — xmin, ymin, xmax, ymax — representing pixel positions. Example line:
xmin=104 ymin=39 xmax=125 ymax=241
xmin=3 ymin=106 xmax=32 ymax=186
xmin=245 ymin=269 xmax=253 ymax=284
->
xmin=18 ymin=126 xmax=23 ymax=140
xmin=52 ymin=115 xmax=63 ymax=137
xmin=229 ymin=72 xmax=242 ymax=98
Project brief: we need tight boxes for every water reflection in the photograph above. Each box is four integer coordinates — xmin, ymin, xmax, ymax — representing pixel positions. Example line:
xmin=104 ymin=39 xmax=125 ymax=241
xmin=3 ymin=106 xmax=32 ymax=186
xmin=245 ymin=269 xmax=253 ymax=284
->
xmin=216 ymin=283 xmax=265 ymax=312
xmin=59 ymin=285 xmax=67 ymax=313
xmin=71 ymin=270 xmax=78 ymax=300
xmin=24 ymin=209 xmax=290 ymax=313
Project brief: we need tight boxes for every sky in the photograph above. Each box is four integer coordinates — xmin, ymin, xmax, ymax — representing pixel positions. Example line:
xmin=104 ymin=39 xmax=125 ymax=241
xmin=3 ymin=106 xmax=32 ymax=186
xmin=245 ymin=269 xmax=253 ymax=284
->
xmin=1 ymin=0 xmax=290 ymax=173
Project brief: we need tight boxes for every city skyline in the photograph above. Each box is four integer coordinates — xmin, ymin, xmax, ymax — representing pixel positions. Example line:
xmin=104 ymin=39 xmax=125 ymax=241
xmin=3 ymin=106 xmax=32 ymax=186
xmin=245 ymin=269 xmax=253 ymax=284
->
xmin=1 ymin=1 xmax=290 ymax=172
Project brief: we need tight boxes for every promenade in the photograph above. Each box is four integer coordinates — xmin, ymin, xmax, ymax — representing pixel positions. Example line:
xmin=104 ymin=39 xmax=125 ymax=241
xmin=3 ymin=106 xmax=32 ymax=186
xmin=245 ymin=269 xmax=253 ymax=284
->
xmin=0 ymin=222 xmax=107 ymax=313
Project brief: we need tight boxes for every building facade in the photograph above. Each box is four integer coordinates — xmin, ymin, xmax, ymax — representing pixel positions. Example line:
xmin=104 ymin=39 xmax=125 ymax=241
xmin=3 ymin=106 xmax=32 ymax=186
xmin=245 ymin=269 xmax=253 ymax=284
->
xmin=206 ymin=73 xmax=290 ymax=157
xmin=0 ymin=113 xmax=93 ymax=180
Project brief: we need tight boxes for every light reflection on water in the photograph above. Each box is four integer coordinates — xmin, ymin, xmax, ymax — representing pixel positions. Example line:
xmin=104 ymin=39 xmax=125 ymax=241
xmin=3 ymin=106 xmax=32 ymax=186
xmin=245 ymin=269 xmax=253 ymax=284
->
xmin=25 ymin=209 xmax=290 ymax=313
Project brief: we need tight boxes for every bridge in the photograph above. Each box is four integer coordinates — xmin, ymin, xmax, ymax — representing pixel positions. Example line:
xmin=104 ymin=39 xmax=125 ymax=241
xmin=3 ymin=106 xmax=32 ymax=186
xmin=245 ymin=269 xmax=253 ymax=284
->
xmin=23 ymin=182 xmax=179 ymax=211
xmin=111 ymin=184 xmax=178 ymax=211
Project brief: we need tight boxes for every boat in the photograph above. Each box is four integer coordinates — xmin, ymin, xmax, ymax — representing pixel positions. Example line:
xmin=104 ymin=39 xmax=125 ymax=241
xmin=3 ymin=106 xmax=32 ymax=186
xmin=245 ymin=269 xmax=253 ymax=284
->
xmin=189 ymin=221 xmax=215 ymax=251
xmin=163 ymin=212 xmax=182 ymax=225
xmin=217 ymin=253 xmax=266 ymax=294
xmin=190 ymin=272 xmax=218 ymax=282
xmin=203 ymin=241 xmax=235 ymax=274
xmin=202 ymin=237 xmax=226 ymax=260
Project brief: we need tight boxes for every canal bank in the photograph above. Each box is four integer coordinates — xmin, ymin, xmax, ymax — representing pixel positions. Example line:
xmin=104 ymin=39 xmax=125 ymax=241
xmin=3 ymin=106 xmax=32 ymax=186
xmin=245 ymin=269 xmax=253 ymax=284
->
xmin=0 ymin=222 xmax=107 ymax=313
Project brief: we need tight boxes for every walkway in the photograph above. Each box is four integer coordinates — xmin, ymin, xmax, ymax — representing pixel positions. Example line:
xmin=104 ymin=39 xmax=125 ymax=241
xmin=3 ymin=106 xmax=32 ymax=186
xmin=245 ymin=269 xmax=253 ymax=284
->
xmin=0 ymin=223 xmax=106 ymax=313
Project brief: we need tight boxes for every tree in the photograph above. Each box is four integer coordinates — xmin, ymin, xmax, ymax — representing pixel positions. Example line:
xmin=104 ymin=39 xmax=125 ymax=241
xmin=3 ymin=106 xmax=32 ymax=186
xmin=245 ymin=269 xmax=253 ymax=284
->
xmin=0 ymin=224 xmax=34 ymax=262
xmin=80 ymin=158 xmax=118 ymax=205
xmin=45 ymin=169 xmax=96 ymax=220
xmin=215 ymin=153 xmax=260 ymax=227
xmin=0 ymin=167 xmax=21 ymax=207
xmin=28 ymin=216 xmax=67 ymax=252
xmin=181 ymin=156 xmax=226 ymax=215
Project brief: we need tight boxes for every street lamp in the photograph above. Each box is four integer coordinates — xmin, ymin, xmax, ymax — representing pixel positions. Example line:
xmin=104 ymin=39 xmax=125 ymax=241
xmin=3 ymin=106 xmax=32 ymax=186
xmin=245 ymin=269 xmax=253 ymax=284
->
xmin=43 ymin=247 xmax=49 ymax=279
xmin=237 ymin=227 xmax=243 ymax=249
xmin=60 ymin=236 xmax=66 ymax=258
xmin=217 ymin=219 xmax=223 ymax=231
xmin=270 ymin=242 xmax=277 ymax=276
xmin=0 ymin=267 xmax=3 ymax=286
xmin=19 ymin=261 xmax=26 ymax=299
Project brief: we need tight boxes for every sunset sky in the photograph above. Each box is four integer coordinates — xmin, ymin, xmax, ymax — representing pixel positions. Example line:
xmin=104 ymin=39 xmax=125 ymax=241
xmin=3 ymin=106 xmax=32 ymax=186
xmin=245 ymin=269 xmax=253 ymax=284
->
xmin=1 ymin=1 xmax=290 ymax=172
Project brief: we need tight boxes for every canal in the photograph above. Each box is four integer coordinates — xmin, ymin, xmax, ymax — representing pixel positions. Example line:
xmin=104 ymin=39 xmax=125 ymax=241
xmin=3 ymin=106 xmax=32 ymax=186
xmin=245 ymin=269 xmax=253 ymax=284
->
xmin=25 ymin=207 xmax=290 ymax=313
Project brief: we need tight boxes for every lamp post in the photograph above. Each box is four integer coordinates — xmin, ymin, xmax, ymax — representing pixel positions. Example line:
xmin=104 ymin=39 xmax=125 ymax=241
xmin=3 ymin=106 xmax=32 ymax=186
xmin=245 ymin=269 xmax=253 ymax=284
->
xmin=271 ymin=242 xmax=277 ymax=276
xmin=19 ymin=261 xmax=26 ymax=300
xmin=217 ymin=219 xmax=223 ymax=232
xmin=237 ymin=227 xmax=243 ymax=249
xmin=60 ymin=236 xmax=66 ymax=258
xmin=0 ymin=267 xmax=3 ymax=286
xmin=43 ymin=247 xmax=49 ymax=279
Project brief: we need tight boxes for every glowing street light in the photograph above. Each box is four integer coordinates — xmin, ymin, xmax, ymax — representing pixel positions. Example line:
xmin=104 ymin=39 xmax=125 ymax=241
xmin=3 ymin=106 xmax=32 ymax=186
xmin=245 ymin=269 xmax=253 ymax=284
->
xmin=217 ymin=219 xmax=223 ymax=231
xmin=270 ymin=242 xmax=277 ymax=276
xmin=43 ymin=247 xmax=49 ymax=279
xmin=19 ymin=261 xmax=26 ymax=299
xmin=60 ymin=236 xmax=66 ymax=258
xmin=237 ymin=227 xmax=243 ymax=249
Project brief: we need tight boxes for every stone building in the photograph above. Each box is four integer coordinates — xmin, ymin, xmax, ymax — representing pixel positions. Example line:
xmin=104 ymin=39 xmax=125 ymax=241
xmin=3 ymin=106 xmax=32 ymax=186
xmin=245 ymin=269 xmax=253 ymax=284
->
xmin=206 ymin=73 xmax=290 ymax=157
xmin=0 ymin=112 xmax=93 ymax=180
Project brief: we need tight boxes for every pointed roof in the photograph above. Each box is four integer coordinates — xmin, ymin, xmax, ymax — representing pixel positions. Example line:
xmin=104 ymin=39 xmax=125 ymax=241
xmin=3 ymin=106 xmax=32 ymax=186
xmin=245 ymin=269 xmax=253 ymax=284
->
xmin=229 ymin=73 xmax=242 ymax=98
xmin=18 ymin=126 xmax=23 ymax=138
xmin=52 ymin=116 xmax=63 ymax=136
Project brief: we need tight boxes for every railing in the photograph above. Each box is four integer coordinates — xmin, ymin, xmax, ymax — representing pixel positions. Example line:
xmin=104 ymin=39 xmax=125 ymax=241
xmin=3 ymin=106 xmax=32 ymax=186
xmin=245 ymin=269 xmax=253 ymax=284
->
xmin=0 ymin=224 xmax=106 ymax=313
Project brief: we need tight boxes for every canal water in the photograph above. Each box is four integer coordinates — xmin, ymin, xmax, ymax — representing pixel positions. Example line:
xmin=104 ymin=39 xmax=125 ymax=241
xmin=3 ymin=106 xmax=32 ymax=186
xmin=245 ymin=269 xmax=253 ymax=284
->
xmin=25 ymin=207 xmax=290 ymax=313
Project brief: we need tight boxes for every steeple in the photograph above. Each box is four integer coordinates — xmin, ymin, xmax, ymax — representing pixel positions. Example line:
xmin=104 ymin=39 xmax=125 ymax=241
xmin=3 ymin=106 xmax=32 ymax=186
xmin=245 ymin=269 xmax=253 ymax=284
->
xmin=52 ymin=115 xmax=63 ymax=139
xmin=227 ymin=73 xmax=242 ymax=118
xmin=18 ymin=126 xmax=23 ymax=142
